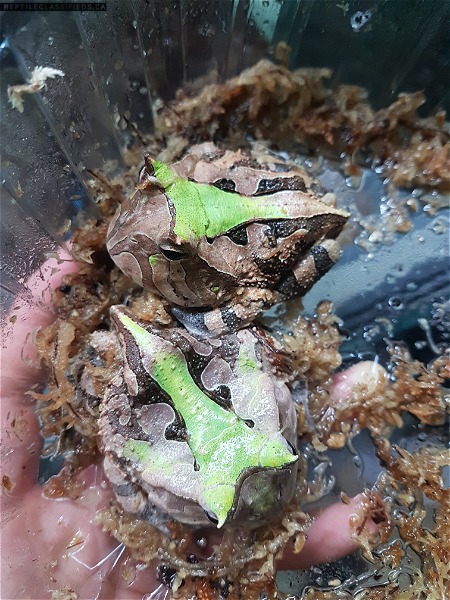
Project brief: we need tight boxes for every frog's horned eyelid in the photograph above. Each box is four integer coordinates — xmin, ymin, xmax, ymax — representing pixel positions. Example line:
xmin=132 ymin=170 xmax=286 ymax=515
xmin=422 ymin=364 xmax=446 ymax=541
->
xmin=137 ymin=165 xmax=162 ymax=192
xmin=143 ymin=154 xmax=155 ymax=175
xmin=138 ymin=165 xmax=148 ymax=183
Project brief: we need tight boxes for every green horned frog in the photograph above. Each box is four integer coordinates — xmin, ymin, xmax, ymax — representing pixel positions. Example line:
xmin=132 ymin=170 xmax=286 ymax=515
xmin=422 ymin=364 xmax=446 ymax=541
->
xmin=107 ymin=144 xmax=349 ymax=335
xmin=99 ymin=306 xmax=298 ymax=528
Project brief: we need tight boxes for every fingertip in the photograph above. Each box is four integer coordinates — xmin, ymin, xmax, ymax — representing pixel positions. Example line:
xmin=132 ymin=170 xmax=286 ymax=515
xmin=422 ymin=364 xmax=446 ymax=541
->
xmin=1 ymin=250 xmax=80 ymax=495
xmin=331 ymin=361 xmax=388 ymax=404
xmin=278 ymin=493 xmax=381 ymax=571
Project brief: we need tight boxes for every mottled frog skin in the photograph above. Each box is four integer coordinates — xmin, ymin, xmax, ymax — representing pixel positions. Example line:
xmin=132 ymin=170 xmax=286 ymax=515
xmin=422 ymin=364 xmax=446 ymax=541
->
xmin=98 ymin=145 xmax=348 ymax=530
xmin=98 ymin=306 xmax=298 ymax=528
xmin=107 ymin=144 xmax=349 ymax=334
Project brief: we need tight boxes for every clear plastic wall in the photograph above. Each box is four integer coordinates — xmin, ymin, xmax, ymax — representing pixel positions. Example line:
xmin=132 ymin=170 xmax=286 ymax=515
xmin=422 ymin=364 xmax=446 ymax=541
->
xmin=1 ymin=0 xmax=448 ymax=311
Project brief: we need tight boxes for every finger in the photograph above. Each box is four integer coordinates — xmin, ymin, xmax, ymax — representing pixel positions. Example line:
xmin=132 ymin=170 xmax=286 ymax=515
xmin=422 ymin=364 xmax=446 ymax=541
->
xmin=0 ymin=254 xmax=159 ymax=599
xmin=1 ymin=250 xmax=79 ymax=496
xmin=2 ymin=249 xmax=78 ymax=389
xmin=278 ymin=361 xmax=386 ymax=571
xmin=2 ymin=466 xmax=115 ymax=599
xmin=331 ymin=360 xmax=388 ymax=405
xmin=277 ymin=494 xmax=379 ymax=571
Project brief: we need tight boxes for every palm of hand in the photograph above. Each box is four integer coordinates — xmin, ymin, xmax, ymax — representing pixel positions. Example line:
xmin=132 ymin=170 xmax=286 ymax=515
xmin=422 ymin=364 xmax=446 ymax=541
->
xmin=1 ymin=253 xmax=377 ymax=599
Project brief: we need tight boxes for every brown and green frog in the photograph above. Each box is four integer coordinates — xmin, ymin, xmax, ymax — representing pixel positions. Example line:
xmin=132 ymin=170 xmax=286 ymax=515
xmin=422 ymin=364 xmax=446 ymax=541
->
xmin=99 ymin=306 xmax=298 ymax=528
xmin=107 ymin=144 xmax=348 ymax=335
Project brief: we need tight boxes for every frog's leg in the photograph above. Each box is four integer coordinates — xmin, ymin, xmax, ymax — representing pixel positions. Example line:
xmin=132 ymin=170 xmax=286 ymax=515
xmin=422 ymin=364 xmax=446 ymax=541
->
xmin=274 ymin=238 xmax=342 ymax=299
xmin=172 ymin=239 xmax=341 ymax=336
xmin=171 ymin=288 xmax=283 ymax=336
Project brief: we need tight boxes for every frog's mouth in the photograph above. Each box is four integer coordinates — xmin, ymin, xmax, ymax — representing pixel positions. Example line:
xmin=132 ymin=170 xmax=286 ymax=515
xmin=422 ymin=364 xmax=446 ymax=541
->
xmin=210 ymin=458 xmax=299 ymax=528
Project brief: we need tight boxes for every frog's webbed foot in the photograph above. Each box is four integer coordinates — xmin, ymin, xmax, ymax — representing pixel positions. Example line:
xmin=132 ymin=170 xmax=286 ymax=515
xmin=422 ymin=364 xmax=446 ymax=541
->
xmin=171 ymin=289 xmax=281 ymax=336
xmin=275 ymin=239 xmax=342 ymax=299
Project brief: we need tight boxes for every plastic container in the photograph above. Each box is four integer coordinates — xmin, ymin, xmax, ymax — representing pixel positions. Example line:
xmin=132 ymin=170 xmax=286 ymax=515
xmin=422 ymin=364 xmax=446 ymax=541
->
xmin=1 ymin=1 xmax=448 ymax=598
xmin=1 ymin=0 xmax=448 ymax=305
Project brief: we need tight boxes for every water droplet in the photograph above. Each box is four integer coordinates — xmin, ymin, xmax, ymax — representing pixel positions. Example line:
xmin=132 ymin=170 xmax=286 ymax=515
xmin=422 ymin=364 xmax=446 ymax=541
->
xmin=388 ymin=297 xmax=403 ymax=310
xmin=350 ymin=9 xmax=374 ymax=32
xmin=196 ymin=536 xmax=207 ymax=548
xmin=431 ymin=217 xmax=447 ymax=234
xmin=368 ymin=230 xmax=383 ymax=243
xmin=388 ymin=569 xmax=400 ymax=583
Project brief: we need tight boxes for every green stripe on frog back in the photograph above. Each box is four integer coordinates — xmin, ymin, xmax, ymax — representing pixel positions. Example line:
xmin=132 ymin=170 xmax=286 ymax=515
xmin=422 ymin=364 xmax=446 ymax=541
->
xmin=152 ymin=160 xmax=288 ymax=241
xmin=118 ymin=313 xmax=295 ymax=525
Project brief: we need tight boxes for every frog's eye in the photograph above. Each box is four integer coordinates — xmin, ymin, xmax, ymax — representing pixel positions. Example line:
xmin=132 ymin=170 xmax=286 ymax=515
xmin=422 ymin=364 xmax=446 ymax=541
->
xmin=159 ymin=243 xmax=190 ymax=261
xmin=286 ymin=440 xmax=297 ymax=456
xmin=205 ymin=511 xmax=219 ymax=526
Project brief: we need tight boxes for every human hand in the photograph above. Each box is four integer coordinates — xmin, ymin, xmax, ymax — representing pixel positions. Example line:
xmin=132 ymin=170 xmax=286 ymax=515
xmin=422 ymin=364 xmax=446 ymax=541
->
xmin=1 ymin=252 xmax=380 ymax=599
